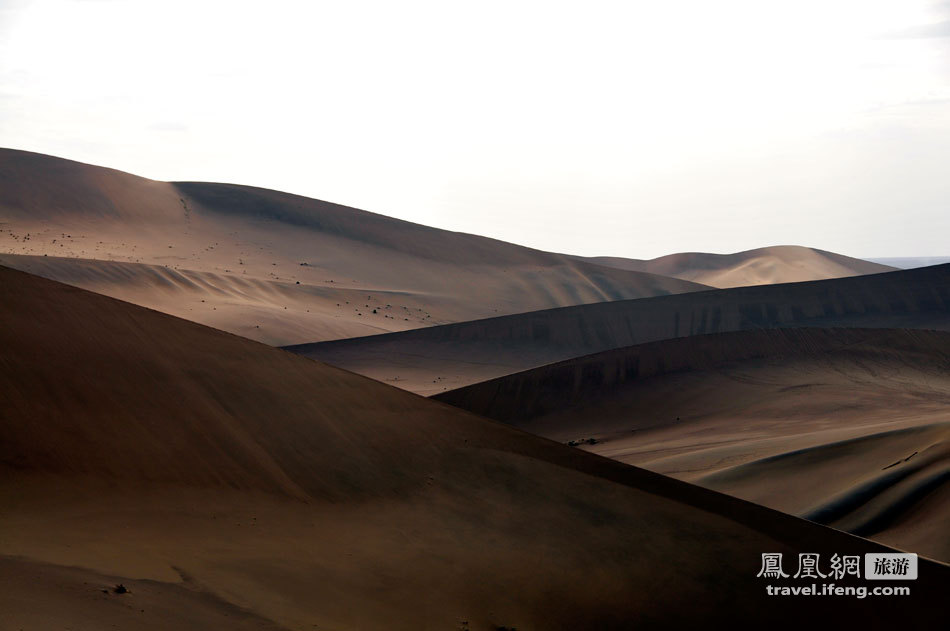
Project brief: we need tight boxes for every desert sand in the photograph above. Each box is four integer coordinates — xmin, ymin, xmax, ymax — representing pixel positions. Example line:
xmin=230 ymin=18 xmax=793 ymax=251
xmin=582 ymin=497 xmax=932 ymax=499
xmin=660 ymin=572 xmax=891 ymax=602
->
xmin=290 ymin=263 xmax=950 ymax=395
xmin=434 ymin=327 xmax=950 ymax=561
xmin=578 ymin=245 xmax=896 ymax=288
xmin=0 ymin=148 xmax=706 ymax=345
xmin=3 ymin=265 xmax=948 ymax=629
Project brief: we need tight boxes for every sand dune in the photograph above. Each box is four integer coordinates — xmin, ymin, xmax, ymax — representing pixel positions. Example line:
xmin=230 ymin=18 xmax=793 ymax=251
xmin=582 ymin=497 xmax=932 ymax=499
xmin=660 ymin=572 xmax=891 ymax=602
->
xmin=0 ymin=148 xmax=704 ymax=345
xmin=579 ymin=245 xmax=896 ymax=288
xmin=433 ymin=327 xmax=950 ymax=561
xmin=702 ymin=423 xmax=950 ymax=563
xmin=289 ymin=263 xmax=950 ymax=395
xmin=3 ymin=265 xmax=947 ymax=628
xmin=871 ymin=256 xmax=950 ymax=269
xmin=0 ymin=254 xmax=413 ymax=344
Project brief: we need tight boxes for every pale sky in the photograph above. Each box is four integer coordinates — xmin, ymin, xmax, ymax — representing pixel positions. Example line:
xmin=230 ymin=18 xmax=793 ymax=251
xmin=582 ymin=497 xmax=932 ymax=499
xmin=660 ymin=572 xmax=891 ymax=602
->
xmin=1 ymin=0 xmax=948 ymax=259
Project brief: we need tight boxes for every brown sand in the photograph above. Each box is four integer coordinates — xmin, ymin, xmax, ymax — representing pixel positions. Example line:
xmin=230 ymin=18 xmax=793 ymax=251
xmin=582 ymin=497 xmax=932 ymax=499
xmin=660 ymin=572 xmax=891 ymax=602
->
xmin=434 ymin=327 xmax=950 ymax=561
xmin=2 ymin=265 xmax=947 ymax=629
xmin=579 ymin=245 xmax=896 ymax=288
xmin=0 ymin=148 xmax=705 ymax=345
xmin=290 ymin=263 xmax=950 ymax=395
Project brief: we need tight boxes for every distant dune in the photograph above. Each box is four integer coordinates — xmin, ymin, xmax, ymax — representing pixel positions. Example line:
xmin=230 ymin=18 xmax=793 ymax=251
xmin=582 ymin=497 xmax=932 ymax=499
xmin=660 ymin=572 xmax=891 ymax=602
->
xmin=0 ymin=148 xmax=704 ymax=345
xmin=870 ymin=256 xmax=950 ymax=269
xmin=433 ymin=327 xmax=950 ymax=561
xmin=288 ymin=263 xmax=950 ymax=395
xmin=6 ymin=265 xmax=945 ymax=628
xmin=577 ymin=245 xmax=895 ymax=288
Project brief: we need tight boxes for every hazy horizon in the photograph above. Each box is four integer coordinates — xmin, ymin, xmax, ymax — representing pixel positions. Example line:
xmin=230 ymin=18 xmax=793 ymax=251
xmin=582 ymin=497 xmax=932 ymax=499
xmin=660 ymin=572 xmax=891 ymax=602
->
xmin=2 ymin=0 xmax=949 ymax=259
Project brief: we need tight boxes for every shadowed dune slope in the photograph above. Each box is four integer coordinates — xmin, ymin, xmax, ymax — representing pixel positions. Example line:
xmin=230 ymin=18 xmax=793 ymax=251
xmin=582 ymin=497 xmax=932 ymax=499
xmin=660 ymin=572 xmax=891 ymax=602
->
xmin=2 ymin=265 xmax=947 ymax=629
xmin=434 ymin=327 xmax=950 ymax=561
xmin=0 ymin=148 xmax=705 ymax=345
xmin=579 ymin=245 xmax=896 ymax=288
xmin=288 ymin=263 xmax=950 ymax=395
xmin=433 ymin=327 xmax=950 ymax=424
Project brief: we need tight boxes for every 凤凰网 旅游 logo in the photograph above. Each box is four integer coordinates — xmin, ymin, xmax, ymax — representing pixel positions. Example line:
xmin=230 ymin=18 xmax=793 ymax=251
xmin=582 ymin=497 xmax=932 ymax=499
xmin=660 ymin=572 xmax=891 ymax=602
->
xmin=757 ymin=552 xmax=917 ymax=582
xmin=756 ymin=552 xmax=916 ymax=598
